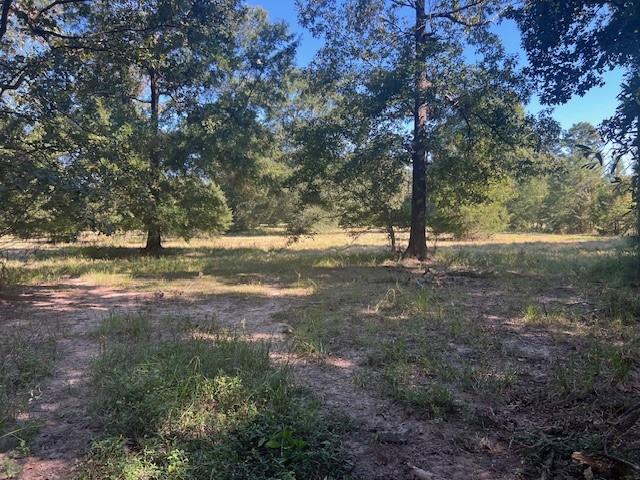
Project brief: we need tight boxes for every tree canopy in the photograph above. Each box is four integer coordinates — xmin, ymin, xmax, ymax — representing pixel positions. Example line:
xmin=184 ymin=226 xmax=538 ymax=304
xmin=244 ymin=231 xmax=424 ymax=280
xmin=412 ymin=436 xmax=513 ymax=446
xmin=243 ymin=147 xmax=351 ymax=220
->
xmin=0 ymin=0 xmax=637 ymax=254
xmin=0 ymin=0 xmax=296 ymax=249
xmin=512 ymin=0 xmax=640 ymax=240
xmin=294 ymin=0 xmax=537 ymax=256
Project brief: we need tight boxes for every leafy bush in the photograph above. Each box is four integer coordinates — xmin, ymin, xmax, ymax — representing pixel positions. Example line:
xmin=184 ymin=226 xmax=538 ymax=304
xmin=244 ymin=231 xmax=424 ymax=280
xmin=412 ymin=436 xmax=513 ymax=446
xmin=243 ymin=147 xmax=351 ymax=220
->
xmin=430 ymin=180 xmax=514 ymax=239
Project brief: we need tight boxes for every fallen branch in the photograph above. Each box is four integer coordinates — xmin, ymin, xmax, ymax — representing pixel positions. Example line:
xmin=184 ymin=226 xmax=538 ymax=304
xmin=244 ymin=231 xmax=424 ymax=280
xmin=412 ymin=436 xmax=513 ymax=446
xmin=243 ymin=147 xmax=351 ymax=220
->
xmin=407 ymin=463 xmax=435 ymax=480
xmin=572 ymin=451 xmax=640 ymax=478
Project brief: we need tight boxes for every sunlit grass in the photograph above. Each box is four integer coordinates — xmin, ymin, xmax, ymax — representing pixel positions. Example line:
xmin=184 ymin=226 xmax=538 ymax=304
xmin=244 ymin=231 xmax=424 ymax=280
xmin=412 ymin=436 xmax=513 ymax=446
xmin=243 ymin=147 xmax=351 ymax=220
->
xmin=79 ymin=316 xmax=350 ymax=480
xmin=1 ymin=230 xmax=638 ymax=477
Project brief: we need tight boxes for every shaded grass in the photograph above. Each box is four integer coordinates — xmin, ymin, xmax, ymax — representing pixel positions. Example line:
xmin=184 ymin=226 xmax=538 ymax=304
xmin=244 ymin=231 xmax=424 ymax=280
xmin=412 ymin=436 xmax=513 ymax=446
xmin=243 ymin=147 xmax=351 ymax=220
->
xmin=0 ymin=328 xmax=57 ymax=440
xmin=551 ymin=338 xmax=639 ymax=397
xmin=265 ymin=234 xmax=640 ymax=476
xmin=78 ymin=319 xmax=351 ymax=480
xmin=3 ymin=232 xmax=639 ymax=478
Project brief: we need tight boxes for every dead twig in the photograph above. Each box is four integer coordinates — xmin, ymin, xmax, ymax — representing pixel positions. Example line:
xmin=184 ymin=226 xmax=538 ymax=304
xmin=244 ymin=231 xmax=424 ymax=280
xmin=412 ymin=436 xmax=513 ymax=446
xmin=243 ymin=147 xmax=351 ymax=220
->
xmin=539 ymin=450 xmax=554 ymax=480
xmin=407 ymin=463 xmax=435 ymax=480
xmin=615 ymin=401 xmax=640 ymax=434
xmin=572 ymin=451 xmax=640 ymax=478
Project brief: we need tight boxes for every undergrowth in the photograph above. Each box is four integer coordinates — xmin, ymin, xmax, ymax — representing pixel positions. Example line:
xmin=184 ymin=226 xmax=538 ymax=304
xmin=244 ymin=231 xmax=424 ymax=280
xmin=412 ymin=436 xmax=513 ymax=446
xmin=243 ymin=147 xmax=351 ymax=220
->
xmin=0 ymin=329 xmax=57 ymax=439
xmin=77 ymin=322 xmax=350 ymax=480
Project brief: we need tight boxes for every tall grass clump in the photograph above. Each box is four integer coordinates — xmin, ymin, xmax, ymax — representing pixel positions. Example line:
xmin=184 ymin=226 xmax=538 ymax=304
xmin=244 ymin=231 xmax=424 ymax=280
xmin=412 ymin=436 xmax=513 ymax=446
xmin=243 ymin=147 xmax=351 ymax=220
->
xmin=78 ymin=331 xmax=350 ymax=479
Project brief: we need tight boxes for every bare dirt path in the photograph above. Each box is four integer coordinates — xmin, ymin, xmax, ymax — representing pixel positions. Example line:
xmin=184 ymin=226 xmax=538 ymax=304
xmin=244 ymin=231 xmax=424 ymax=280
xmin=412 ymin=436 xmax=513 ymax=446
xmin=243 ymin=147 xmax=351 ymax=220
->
xmin=0 ymin=281 xmax=298 ymax=480
xmin=202 ymin=290 xmax=520 ymax=479
xmin=1 ymin=280 xmax=151 ymax=480
xmin=272 ymin=350 xmax=516 ymax=480
xmin=2 ymin=279 xmax=517 ymax=480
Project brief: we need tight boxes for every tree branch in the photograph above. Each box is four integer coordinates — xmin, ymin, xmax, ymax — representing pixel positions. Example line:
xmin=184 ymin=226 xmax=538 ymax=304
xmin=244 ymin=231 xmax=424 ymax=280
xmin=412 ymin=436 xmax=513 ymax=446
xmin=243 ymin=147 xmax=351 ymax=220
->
xmin=0 ymin=0 xmax=11 ymax=40
xmin=35 ymin=0 xmax=89 ymax=20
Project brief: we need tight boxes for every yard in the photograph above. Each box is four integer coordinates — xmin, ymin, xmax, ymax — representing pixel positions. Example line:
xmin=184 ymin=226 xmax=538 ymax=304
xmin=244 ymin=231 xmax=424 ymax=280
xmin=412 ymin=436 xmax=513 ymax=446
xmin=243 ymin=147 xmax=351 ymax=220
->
xmin=1 ymin=232 xmax=638 ymax=479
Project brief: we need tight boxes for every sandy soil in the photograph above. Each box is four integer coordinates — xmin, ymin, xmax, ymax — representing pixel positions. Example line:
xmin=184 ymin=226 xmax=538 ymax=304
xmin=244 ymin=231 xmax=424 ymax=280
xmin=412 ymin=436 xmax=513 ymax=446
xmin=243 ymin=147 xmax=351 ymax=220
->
xmin=1 ymin=281 xmax=151 ymax=480
xmin=0 ymin=274 xmax=605 ymax=480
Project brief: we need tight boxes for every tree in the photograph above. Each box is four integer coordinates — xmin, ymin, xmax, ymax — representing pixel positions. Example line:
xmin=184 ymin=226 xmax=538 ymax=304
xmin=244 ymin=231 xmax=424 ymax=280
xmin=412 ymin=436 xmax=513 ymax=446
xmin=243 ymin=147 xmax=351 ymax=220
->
xmin=1 ymin=1 xmax=106 ymax=241
xmin=508 ymin=177 xmax=548 ymax=231
xmin=297 ymin=0 xmax=525 ymax=258
xmin=593 ymin=175 xmax=634 ymax=235
xmin=78 ymin=0 xmax=245 ymax=252
xmin=430 ymin=178 xmax=515 ymax=239
xmin=512 ymin=0 xmax=640 ymax=241
xmin=544 ymin=123 xmax=606 ymax=233
xmin=182 ymin=10 xmax=298 ymax=231
xmin=286 ymin=74 xmax=412 ymax=248
xmin=507 ymin=122 xmax=634 ymax=235
xmin=0 ymin=1 xmax=296 ymax=249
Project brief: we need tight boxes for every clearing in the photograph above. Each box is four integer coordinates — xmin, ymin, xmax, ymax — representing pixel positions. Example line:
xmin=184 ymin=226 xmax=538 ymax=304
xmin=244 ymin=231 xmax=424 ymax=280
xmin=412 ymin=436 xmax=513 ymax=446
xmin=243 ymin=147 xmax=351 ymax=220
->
xmin=1 ymin=232 xmax=639 ymax=480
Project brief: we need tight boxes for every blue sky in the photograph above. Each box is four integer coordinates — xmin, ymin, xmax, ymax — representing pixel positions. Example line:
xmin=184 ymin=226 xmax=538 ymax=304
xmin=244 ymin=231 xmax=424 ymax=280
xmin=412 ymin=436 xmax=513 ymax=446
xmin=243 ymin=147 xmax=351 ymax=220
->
xmin=251 ymin=0 xmax=622 ymax=131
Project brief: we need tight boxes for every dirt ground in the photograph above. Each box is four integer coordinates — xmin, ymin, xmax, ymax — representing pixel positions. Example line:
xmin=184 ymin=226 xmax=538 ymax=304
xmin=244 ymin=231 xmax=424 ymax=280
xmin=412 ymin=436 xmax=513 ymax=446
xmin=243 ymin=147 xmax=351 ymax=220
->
xmin=1 ymin=282 xmax=151 ymax=479
xmin=0 ymin=278 xmax=522 ymax=480
xmin=0 ymin=234 xmax=638 ymax=480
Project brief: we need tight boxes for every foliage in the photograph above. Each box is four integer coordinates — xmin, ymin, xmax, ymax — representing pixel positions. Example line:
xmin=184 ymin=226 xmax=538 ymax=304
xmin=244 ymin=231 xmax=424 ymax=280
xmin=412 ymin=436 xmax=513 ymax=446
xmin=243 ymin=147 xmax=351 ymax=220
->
xmin=508 ymin=177 xmax=549 ymax=232
xmin=512 ymin=0 xmax=640 ymax=242
xmin=289 ymin=100 xmax=411 ymax=246
xmin=78 ymin=333 xmax=350 ymax=479
xmin=0 ymin=1 xmax=296 ymax=247
xmin=430 ymin=179 xmax=515 ymax=239
xmin=295 ymin=0 xmax=530 ymax=257
xmin=508 ymin=123 xmax=634 ymax=235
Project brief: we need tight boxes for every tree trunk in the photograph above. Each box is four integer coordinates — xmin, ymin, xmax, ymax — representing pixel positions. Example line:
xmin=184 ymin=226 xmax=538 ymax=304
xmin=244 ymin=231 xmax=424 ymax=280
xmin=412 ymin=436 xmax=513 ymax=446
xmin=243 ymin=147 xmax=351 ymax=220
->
xmin=144 ymin=67 xmax=162 ymax=253
xmin=635 ymin=114 xmax=640 ymax=238
xmin=634 ymin=113 xmax=640 ymax=276
xmin=387 ymin=224 xmax=396 ymax=252
xmin=145 ymin=225 xmax=161 ymax=251
xmin=404 ymin=0 xmax=429 ymax=260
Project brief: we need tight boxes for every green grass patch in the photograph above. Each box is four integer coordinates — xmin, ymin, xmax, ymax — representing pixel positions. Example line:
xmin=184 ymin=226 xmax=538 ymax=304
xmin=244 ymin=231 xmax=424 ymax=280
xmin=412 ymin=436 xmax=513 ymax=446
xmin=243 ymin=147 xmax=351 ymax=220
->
xmin=78 ymin=333 xmax=350 ymax=479
xmin=94 ymin=312 xmax=153 ymax=343
xmin=0 ymin=329 xmax=57 ymax=437
xmin=551 ymin=339 xmax=639 ymax=397
xmin=381 ymin=362 xmax=456 ymax=419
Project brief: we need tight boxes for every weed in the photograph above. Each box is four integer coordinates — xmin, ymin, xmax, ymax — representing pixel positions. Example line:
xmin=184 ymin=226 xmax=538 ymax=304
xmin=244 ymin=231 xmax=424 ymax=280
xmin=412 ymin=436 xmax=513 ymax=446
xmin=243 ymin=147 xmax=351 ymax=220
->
xmin=381 ymin=362 xmax=456 ymax=418
xmin=523 ymin=304 xmax=542 ymax=324
xmin=600 ymin=287 xmax=640 ymax=324
xmin=4 ymin=232 xmax=639 ymax=476
xmin=94 ymin=312 xmax=152 ymax=343
xmin=290 ymin=305 xmax=344 ymax=356
xmin=78 ymin=331 xmax=350 ymax=479
xmin=551 ymin=340 xmax=638 ymax=397
xmin=0 ymin=329 xmax=57 ymax=437
xmin=0 ymin=458 xmax=21 ymax=478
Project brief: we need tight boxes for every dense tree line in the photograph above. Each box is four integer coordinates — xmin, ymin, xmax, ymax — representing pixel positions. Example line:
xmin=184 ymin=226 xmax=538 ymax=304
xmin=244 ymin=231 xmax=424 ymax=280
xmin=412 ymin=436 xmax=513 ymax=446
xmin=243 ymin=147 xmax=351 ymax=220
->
xmin=0 ymin=0 xmax=637 ymax=255
xmin=509 ymin=123 xmax=634 ymax=236
xmin=512 ymin=0 xmax=639 ymax=243
xmin=441 ymin=122 xmax=634 ymax=239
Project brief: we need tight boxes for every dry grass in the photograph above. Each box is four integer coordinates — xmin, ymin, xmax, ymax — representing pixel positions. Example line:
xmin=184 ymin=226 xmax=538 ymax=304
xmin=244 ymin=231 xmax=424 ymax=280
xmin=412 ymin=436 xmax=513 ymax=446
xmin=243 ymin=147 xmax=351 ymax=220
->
xmin=1 ymin=230 xmax=638 ymax=479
